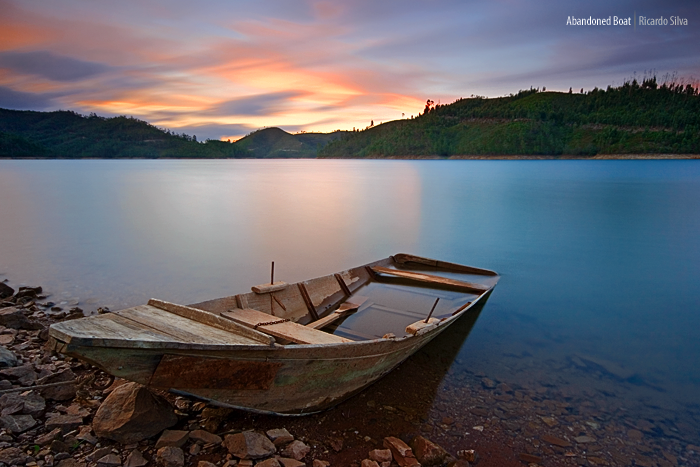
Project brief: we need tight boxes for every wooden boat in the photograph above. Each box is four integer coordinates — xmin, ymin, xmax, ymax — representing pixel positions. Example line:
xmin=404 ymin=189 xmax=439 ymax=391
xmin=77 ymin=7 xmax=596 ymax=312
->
xmin=48 ymin=254 xmax=499 ymax=415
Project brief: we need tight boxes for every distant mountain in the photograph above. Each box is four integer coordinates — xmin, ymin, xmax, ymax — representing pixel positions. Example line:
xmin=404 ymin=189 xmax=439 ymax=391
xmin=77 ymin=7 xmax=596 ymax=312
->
xmin=320 ymin=78 xmax=700 ymax=158
xmin=235 ymin=127 xmax=344 ymax=158
xmin=0 ymin=108 xmax=342 ymax=158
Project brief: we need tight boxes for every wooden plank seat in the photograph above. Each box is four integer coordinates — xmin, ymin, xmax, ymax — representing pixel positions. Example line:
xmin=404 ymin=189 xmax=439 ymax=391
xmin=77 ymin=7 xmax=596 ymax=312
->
xmin=307 ymin=297 xmax=368 ymax=330
xmin=221 ymin=308 xmax=352 ymax=345
xmin=370 ymin=266 xmax=490 ymax=293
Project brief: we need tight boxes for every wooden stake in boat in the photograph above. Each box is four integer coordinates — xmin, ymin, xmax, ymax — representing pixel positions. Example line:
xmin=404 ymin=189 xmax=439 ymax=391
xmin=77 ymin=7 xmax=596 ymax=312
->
xmin=425 ymin=297 xmax=440 ymax=323
xmin=270 ymin=262 xmax=275 ymax=315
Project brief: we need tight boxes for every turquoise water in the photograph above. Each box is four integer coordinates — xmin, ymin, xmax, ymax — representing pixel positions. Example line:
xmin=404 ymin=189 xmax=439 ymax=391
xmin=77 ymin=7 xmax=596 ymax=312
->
xmin=1 ymin=159 xmax=699 ymax=430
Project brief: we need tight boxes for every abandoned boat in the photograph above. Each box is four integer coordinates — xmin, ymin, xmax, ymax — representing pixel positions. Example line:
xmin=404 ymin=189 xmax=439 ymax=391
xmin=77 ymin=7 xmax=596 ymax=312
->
xmin=48 ymin=253 xmax=499 ymax=415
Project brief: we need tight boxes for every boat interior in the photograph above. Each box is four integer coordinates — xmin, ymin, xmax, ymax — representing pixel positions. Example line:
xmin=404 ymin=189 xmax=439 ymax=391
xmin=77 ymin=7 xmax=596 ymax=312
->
xmin=50 ymin=254 xmax=499 ymax=349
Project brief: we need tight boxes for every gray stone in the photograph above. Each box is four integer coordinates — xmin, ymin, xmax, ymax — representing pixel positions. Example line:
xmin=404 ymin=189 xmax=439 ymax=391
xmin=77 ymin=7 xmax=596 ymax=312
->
xmin=37 ymin=369 xmax=77 ymax=401
xmin=93 ymin=382 xmax=177 ymax=444
xmin=0 ymin=393 xmax=24 ymax=416
xmin=0 ymin=413 xmax=37 ymax=433
xmin=267 ymin=428 xmax=294 ymax=446
xmin=156 ymin=446 xmax=184 ymax=467
xmin=124 ymin=449 xmax=148 ymax=467
xmin=22 ymin=392 xmax=47 ymax=417
xmin=36 ymin=427 xmax=63 ymax=446
xmin=224 ymin=431 xmax=277 ymax=459
xmin=189 ymin=429 xmax=222 ymax=445
xmin=97 ymin=453 xmax=122 ymax=467
xmin=45 ymin=413 xmax=84 ymax=433
xmin=0 ymin=363 xmax=37 ymax=385
xmin=281 ymin=440 xmax=310 ymax=461
xmin=0 ymin=345 xmax=17 ymax=367
xmin=0 ymin=447 xmax=26 ymax=465
xmin=87 ymin=447 xmax=113 ymax=462
xmin=155 ymin=430 xmax=189 ymax=448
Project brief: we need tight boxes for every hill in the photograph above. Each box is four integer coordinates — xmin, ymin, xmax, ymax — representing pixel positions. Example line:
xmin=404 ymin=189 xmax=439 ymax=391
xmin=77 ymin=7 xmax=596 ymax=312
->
xmin=0 ymin=109 xmax=339 ymax=158
xmin=319 ymin=78 xmax=700 ymax=158
xmin=235 ymin=127 xmax=343 ymax=158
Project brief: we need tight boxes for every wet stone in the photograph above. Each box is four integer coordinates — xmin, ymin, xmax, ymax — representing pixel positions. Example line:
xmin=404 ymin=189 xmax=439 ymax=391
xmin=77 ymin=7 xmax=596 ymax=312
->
xmin=541 ymin=434 xmax=571 ymax=447
xmin=575 ymin=435 xmax=596 ymax=444
xmin=519 ymin=453 xmax=542 ymax=464
xmin=481 ymin=378 xmax=497 ymax=389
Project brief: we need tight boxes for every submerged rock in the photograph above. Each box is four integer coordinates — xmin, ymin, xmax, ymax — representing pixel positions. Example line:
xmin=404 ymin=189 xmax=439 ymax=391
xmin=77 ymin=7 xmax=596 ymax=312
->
xmin=93 ymin=382 xmax=177 ymax=444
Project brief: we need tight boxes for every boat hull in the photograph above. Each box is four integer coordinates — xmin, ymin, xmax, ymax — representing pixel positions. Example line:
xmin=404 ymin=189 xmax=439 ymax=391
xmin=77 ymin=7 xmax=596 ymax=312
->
xmin=50 ymin=290 xmax=492 ymax=415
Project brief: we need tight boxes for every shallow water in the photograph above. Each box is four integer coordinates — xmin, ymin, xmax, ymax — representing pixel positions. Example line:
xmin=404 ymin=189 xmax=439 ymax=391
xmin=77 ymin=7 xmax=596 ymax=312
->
xmin=1 ymin=159 xmax=699 ymax=442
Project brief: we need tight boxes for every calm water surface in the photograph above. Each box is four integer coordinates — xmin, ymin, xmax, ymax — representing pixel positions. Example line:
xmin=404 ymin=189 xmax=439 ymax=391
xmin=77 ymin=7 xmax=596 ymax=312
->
xmin=1 ymin=159 xmax=699 ymax=436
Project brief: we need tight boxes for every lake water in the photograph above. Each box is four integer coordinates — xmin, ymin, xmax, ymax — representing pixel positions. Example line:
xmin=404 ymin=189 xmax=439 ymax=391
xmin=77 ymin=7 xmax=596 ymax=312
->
xmin=1 ymin=159 xmax=699 ymax=444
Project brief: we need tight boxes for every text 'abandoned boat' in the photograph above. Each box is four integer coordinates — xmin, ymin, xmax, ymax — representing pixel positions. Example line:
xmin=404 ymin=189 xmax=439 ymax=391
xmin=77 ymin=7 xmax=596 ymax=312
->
xmin=48 ymin=254 xmax=499 ymax=415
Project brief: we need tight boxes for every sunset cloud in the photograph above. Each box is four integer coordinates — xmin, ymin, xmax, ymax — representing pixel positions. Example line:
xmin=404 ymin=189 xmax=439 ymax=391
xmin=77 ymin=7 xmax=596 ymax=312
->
xmin=0 ymin=0 xmax=697 ymax=140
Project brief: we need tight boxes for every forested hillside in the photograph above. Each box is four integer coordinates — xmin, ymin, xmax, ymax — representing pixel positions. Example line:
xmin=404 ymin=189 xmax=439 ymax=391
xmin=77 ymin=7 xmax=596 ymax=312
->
xmin=320 ymin=78 xmax=700 ymax=158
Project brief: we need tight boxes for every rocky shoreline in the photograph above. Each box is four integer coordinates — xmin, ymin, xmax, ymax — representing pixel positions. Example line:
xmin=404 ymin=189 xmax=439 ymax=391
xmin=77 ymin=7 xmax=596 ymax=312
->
xmin=1 ymin=280 xmax=699 ymax=467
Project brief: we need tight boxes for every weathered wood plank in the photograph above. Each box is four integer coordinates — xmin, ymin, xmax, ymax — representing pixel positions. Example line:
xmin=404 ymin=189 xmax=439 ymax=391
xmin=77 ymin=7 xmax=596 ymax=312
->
xmin=392 ymin=253 xmax=498 ymax=276
xmin=251 ymin=281 xmax=288 ymax=294
xmin=371 ymin=266 xmax=490 ymax=293
xmin=221 ymin=308 xmax=351 ymax=345
xmin=297 ymin=283 xmax=319 ymax=321
xmin=116 ymin=305 xmax=260 ymax=345
xmin=307 ymin=299 xmax=365 ymax=330
xmin=334 ymin=273 xmax=352 ymax=297
xmin=147 ymin=299 xmax=273 ymax=345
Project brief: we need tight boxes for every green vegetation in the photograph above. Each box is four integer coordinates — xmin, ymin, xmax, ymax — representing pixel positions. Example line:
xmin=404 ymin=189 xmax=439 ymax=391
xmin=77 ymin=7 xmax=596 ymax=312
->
xmin=0 ymin=109 xmax=341 ymax=158
xmin=320 ymin=77 xmax=700 ymax=158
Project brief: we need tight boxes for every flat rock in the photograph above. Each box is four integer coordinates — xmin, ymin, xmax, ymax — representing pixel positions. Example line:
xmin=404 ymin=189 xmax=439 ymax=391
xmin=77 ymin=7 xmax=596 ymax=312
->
xmin=362 ymin=461 xmax=380 ymax=467
xmin=224 ymin=431 xmax=277 ymax=459
xmin=0 ymin=307 xmax=32 ymax=329
xmin=197 ymin=462 xmax=218 ymax=467
xmin=46 ymin=413 xmax=84 ymax=433
xmin=156 ymin=446 xmax=184 ymax=467
xmin=37 ymin=369 xmax=78 ymax=400
xmin=313 ymin=460 xmax=330 ymax=467
xmin=23 ymin=392 xmax=47 ymax=417
xmin=93 ymin=382 xmax=177 ymax=444
xmin=189 ymin=429 xmax=222 ymax=445
xmin=541 ymin=434 xmax=571 ymax=447
xmin=267 ymin=427 xmax=294 ymax=445
xmin=36 ymin=427 xmax=63 ymax=446
xmin=0 ymin=414 xmax=37 ymax=433
xmin=0 ymin=393 xmax=24 ymax=416
xmin=575 ymin=354 xmax=636 ymax=380
xmin=574 ymin=435 xmax=596 ymax=444
xmin=0 ymin=363 xmax=37 ymax=386
xmin=383 ymin=437 xmax=420 ymax=467
xmin=519 ymin=453 xmax=542 ymax=464
xmin=281 ymin=440 xmax=310 ymax=461
xmin=410 ymin=436 xmax=448 ymax=467
xmin=369 ymin=449 xmax=393 ymax=463
xmin=97 ymin=453 xmax=122 ymax=467
xmin=0 ymin=447 xmax=26 ymax=465
xmin=256 ymin=459 xmax=282 ymax=467
xmin=278 ymin=458 xmax=306 ymax=467
xmin=481 ymin=377 xmax=497 ymax=389
xmin=0 ymin=345 xmax=17 ymax=367
xmin=56 ymin=460 xmax=87 ymax=467
xmin=155 ymin=430 xmax=190 ymax=448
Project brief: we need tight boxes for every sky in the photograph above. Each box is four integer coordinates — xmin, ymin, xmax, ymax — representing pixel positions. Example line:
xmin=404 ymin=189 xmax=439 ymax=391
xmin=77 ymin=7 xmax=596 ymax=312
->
xmin=0 ymin=0 xmax=698 ymax=140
